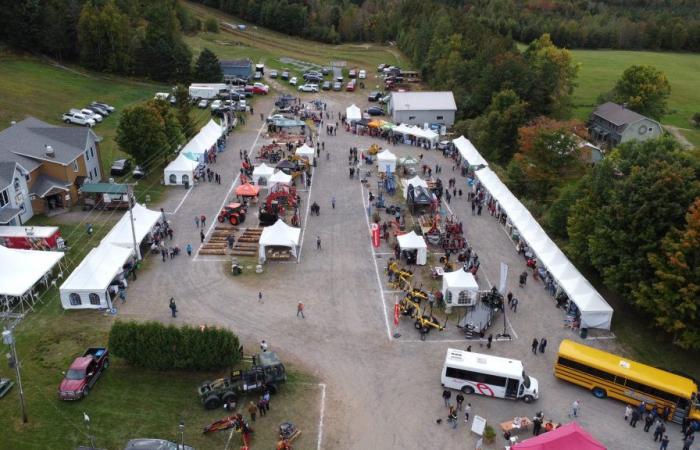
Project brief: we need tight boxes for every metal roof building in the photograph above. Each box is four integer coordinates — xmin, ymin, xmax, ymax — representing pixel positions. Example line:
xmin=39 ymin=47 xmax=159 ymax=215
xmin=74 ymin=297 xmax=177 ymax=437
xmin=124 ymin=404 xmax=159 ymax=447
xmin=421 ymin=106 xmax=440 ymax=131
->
xmin=388 ymin=91 xmax=457 ymax=127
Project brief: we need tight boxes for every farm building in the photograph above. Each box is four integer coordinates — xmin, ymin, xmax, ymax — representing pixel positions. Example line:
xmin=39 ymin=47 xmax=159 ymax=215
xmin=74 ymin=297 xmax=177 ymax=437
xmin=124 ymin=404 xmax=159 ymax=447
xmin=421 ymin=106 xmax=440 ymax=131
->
xmin=588 ymin=102 xmax=662 ymax=148
xmin=388 ymin=91 xmax=457 ymax=127
xmin=220 ymin=58 xmax=253 ymax=82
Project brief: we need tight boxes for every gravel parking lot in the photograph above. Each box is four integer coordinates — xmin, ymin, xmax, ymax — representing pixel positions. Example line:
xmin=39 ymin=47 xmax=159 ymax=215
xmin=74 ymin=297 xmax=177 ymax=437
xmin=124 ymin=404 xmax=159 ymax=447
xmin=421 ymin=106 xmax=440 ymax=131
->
xmin=120 ymin=89 xmax=678 ymax=450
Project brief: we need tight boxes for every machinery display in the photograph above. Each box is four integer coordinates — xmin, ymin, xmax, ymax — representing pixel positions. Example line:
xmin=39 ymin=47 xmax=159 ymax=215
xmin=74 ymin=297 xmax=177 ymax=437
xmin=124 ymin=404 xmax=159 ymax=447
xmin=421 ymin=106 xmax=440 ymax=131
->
xmin=217 ymin=202 xmax=247 ymax=225
xmin=259 ymin=186 xmax=298 ymax=226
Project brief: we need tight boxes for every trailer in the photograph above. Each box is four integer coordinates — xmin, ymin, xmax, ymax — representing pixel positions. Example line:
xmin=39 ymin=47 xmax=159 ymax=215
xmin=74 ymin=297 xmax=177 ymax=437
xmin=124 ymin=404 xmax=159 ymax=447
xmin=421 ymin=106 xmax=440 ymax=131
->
xmin=189 ymin=83 xmax=228 ymax=100
xmin=0 ymin=226 xmax=62 ymax=250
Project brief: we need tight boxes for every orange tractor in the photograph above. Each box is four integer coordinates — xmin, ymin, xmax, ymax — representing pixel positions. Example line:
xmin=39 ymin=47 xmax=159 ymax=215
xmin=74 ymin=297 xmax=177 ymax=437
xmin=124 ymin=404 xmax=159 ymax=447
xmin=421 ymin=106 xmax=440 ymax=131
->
xmin=217 ymin=202 xmax=247 ymax=225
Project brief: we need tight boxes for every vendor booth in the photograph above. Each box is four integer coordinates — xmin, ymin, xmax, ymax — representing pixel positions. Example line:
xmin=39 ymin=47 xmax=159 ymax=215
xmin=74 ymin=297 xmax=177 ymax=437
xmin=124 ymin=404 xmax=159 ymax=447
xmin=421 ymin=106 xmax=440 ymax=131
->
xmin=398 ymin=156 xmax=419 ymax=175
xmin=295 ymin=143 xmax=315 ymax=160
xmin=235 ymin=183 xmax=260 ymax=200
xmin=512 ymin=422 xmax=606 ymax=450
xmin=396 ymin=231 xmax=427 ymax=265
xmin=346 ymin=104 xmax=362 ymax=123
xmin=377 ymin=149 xmax=397 ymax=173
xmin=258 ymin=219 xmax=301 ymax=262
xmin=269 ymin=170 xmax=292 ymax=190
xmin=402 ymin=175 xmax=428 ymax=198
xmin=180 ymin=119 xmax=223 ymax=162
xmin=393 ymin=124 xmax=439 ymax=146
xmin=100 ymin=203 xmax=162 ymax=258
xmin=0 ymin=245 xmax=64 ymax=312
xmin=252 ymin=163 xmax=275 ymax=186
xmin=453 ymin=135 xmax=489 ymax=168
xmin=59 ymin=244 xmax=135 ymax=310
xmin=164 ymin=153 xmax=199 ymax=186
xmin=442 ymin=269 xmax=479 ymax=308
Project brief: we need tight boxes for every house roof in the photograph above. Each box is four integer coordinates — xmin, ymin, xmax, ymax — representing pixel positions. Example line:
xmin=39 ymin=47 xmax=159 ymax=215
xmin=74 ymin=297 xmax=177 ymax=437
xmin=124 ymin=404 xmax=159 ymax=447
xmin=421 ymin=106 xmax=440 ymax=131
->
xmin=220 ymin=59 xmax=252 ymax=69
xmin=391 ymin=91 xmax=457 ymax=112
xmin=0 ymin=117 xmax=96 ymax=166
xmin=30 ymin=174 xmax=71 ymax=198
xmin=592 ymin=102 xmax=650 ymax=126
xmin=0 ymin=161 xmax=17 ymax=189
xmin=0 ymin=207 xmax=22 ymax=224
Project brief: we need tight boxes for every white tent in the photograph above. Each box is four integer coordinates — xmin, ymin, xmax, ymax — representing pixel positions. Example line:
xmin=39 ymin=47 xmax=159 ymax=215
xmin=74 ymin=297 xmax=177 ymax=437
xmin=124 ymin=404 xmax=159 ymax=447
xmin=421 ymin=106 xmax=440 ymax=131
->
xmin=475 ymin=167 xmax=613 ymax=329
xmin=101 ymin=203 xmax=161 ymax=258
xmin=453 ymin=135 xmax=489 ymax=167
xmin=396 ymin=231 xmax=428 ymax=265
xmin=164 ymin=153 xmax=199 ymax=186
xmin=252 ymin=163 xmax=275 ymax=186
xmin=377 ymin=149 xmax=397 ymax=173
xmin=181 ymin=119 xmax=223 ymax=160
xmin=258 ymin=219 xmax=301 ymax=262
xmin=269 ymin=170 xmax=292 ymax=188
xmin=60 ymin=244 xmax=134 ymax=310
xmin=295 ymin=143 xmax=315 ymax=159
xmin=0 ymin=245 xmax=64 ymax=297
xmin=442 ymin=269 xmax=479 ymax=308
xmin=393 ymin=124 xmax=439 ymax=144
xmin=402 ymin=175 xmax=429 ymax=198
xmin=346 ymin=104 xmax=362 ymax=122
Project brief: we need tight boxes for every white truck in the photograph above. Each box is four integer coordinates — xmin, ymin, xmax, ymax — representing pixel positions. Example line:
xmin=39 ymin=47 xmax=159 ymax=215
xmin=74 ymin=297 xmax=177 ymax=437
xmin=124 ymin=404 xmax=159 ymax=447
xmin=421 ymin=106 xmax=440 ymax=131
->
xmin=62 ymin=111 xmax=95 ymax=127
xmin=441 ymin=348 xmax=539 ymax=403
xmin=189 ymin=83 xmax=228 ymax=100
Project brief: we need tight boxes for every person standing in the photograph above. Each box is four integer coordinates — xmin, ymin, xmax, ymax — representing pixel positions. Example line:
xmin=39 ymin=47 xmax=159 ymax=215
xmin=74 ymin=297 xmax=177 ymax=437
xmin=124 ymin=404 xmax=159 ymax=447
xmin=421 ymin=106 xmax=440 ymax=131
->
xmin=487 ymin=334 xmax=493 ymax=349
xmin=332 ymin=196 xmax=336 ymax=209
xmin=442 ymin=389 xmax=452 ymax=407
xmin=448 ymin=406 xmax=458 ymax=429
xmin=257 ymin=397 xmax=266 ymax=417
xmin=247 ymin=401 xmax=257 ymax=422
xmin=200 ymin=230 xmax=205 ymax=243
xmin=194 ymin=216 xmax=200 ymax=228
xmin=531 ymin=339 xmax=539 ymax=354
xmin=660 ymin=435 xmax=670 ymax=450
xmin=297 ymin=301 xmax=305 ymax=318
xmin=654 ymin=420 xmax=667 ymax=442
xmin=200 ymin=215 xmax=206 ymax=228
xmin=570 ymin=399 xmax=580 ymax=418
xmin=507 ymin=292 xmax=513 ymax=305
xmin=630 ymin=408 xmax=640 ymax=427
xmin=316 ymin=236 xmax=322 ymax=250
xmin=539 ymin=338 xmax=547 ymax=353
xmin=625 ymin=404 xmax=633 ymax=422
xmin=532 ymin=416 xmax=542 ymax=436
xmin=169 ymin=298 xmax=177 ymax=318
xmin=510 ymin=297 xmax=519 ymax=313
xmin=682 ymin=435 xmax=694 ymax=450
xmin=464 ymin=403 xmax=471 ymax=422
xmin=263 ymin=389 xmax=271 ymax=411
xmin=456 ymin=393 xmax=464 ymax=411
xmin=186 ymin=243 xmax=192 ymax=257
xmin=258 ymin=292 xmax=263 ymax=304
xmin=644 ymin=413 xmax=655 ymax=432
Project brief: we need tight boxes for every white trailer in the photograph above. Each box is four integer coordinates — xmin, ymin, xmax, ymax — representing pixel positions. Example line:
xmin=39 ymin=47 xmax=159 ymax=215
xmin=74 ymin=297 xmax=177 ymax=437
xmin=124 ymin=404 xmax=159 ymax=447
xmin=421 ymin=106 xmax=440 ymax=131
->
xmin=189 ymin=83 xmax=228 ymax=100
xmin=441 ymin=348 xmax=539 ymax=403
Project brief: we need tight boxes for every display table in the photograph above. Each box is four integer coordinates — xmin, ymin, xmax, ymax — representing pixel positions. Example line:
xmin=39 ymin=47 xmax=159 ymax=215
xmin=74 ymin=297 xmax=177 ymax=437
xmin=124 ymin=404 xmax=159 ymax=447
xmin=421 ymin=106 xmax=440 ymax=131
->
xmin=500 ymin=417 xmax=531 ymax=433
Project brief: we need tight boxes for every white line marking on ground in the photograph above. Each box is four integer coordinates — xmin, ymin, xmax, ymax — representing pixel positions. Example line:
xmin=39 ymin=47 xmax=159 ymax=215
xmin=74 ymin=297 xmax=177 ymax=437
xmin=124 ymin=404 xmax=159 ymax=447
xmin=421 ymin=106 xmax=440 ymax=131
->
xmin=165 ymin=185 xmax=193 ymax=215
xmin=317 ymin=382 xmax=326 ymax=450
xmin=506 ymin=315 xmax=519 ymax=339
xmin=297 ymin=166 xmax=315 ymax=263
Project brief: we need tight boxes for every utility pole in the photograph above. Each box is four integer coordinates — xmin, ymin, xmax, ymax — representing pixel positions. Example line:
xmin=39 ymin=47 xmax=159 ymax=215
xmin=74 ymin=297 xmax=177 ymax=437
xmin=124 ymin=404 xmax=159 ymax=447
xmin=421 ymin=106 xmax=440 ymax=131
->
xmin=3 ymin=329 xmax=28 ymax=423
xmin=126 ymin=184 xmax=140 ymax=261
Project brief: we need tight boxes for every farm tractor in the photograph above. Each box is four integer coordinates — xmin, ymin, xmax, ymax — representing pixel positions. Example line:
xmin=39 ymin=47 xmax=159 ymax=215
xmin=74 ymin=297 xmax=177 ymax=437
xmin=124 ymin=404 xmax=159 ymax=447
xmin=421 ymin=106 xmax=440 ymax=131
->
xmin=217 ymin=202 xmax=247 ymax=225
xmin=259 ymin=186 xmax=298 ymax=226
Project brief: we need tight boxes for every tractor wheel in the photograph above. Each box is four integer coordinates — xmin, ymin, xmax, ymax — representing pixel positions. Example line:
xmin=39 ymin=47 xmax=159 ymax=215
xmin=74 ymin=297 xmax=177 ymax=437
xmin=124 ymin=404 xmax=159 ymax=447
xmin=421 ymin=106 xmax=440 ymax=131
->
xmin=203 ymin=395 xmax=221 ymax=410
xmin=217 ymin=215 xmax=226 ymax=223
xmin=222 ymin=392 xmax=237 ymax=405
xmin=267 ymin=383 xmax=278 ymax=395
xmin=229 ymin=215 xmax=239 ymax=225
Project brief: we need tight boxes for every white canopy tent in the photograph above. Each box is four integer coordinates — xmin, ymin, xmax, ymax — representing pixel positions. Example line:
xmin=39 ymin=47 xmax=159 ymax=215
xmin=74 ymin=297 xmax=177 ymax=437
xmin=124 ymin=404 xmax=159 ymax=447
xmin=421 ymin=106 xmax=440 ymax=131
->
xmin=101 ymin=203 xmax=161 ymax=258
xmin=258 ymin=219 xmax=301 ymax=262
xmin=396 ymin=231 xmax=428 ymax=265
xmin=252 ymin=163 xmax=275 ymax=186
xmin=269 ymin=170 xmax=292 ymax=188
xmin=295 ymin=143 xmax=315 ymax=159
xmin=442 ymin=269 xmax=479 ymax=308
xmin=393 ymin=124 xmax=439 ymax=144
xmin=180 ymin=119 xmax=223 ymax=161
xmin=59 ymin=244 xmax=134 ymax=310
xmin=475 ymin=167 xmax=613 ymax=329
xmin=377 ymin=149 xmax=397 ymax=173
xmin=453 ymin=135 xmax=489 ymax=167
xmin=0 ymin=245 xmax=64 ymax=297
xmin=402 ymin=175 xmax=429 ymax=198
xmin=346 ymin=104 xmax=362 ymax=122
xmin=164 ymin=153 xmax=199 ymax=185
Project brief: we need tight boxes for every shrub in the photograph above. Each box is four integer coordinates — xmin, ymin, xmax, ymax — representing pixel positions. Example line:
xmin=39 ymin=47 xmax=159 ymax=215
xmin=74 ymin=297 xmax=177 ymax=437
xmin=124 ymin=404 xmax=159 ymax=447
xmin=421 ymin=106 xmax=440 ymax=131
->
xmin=205 ymin=17 xmax=219 ymax=33
xmin=109 ymin=321 xmax=241 ymax=370
xmin=483 ymin=424 xmax=496 ymax=443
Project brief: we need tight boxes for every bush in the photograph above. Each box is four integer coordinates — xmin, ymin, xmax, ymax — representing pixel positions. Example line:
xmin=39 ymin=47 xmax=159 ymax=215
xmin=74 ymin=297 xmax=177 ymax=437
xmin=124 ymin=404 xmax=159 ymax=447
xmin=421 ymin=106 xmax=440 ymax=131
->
xmin=108 ymin=321 xmax=241 ymax=370
xmin=205 ymin=17 xmax=219 ymax=33
xmin=692 ymin=112 xmax=700 ymax=128
xmin=483 ymin=424 xmax=496 ymax=443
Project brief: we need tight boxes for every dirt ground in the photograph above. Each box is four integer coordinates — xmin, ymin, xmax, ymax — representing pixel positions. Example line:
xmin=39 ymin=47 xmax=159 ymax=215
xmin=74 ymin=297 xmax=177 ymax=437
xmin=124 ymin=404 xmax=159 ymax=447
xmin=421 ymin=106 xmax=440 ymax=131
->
xmin=118 ymin=84 xmax=677 ymax=450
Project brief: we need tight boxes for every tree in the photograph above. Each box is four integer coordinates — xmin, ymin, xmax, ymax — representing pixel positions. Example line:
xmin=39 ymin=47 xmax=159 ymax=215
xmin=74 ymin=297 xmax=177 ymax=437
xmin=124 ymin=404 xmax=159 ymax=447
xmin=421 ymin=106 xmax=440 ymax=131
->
xmin=610 ymin=65 xmax=671 ymax=120
xmin=193 ymin=48 xmax=223 ymax=82
xmin=77 ymin=0 xmax=133 ymax=73
xmin=468 ymin=89 xmax=528 ymax=163
xmin=116 ymin=101 xmax=183 ymax=166
xmin=205 ymin=17 xmax=219 ymax=33
xmin=173 ymin=84 xmax=196 ymax=138
xmin=633 ymin=198 xmax=700 ymax=349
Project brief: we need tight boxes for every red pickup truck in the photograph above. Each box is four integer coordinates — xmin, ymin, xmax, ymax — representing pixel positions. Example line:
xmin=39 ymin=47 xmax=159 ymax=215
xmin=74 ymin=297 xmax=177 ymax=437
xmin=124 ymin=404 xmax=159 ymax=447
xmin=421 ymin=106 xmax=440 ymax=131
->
xmin=58 ymin=348 xmax=109 ymax=400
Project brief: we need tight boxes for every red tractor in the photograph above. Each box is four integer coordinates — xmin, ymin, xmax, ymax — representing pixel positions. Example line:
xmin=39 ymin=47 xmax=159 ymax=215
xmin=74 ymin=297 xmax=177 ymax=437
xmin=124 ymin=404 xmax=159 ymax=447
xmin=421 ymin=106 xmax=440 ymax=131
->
xmin=218 ymin=203 xmax=247 ymax=225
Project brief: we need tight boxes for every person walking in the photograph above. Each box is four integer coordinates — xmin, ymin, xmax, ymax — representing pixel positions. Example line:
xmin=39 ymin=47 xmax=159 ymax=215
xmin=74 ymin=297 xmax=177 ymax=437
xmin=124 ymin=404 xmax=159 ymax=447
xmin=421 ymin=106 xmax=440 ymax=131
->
xmin=200 ymin=215 xmax=206 ymax=228
xmin=625 ymin=404 xmax=633 ymax=422
xmin=194 ymin=216 xmax=200 ymax=228
xmin=186 ymin=243 xmax=192 ymax=257
xmin=263 ymin=389 xmax=271 ymax=411
xmin=448 ymin=406 xmax=458 ymax=429
xmin=654 ymin=420 xmax=667 ymax=442
xmin=247 ymin=401 xmax=257 ymax=422
xmin=456 ymin=393 xmax=464 ymax=411
xmin=169 ymin=298 xmax=177 ymax=318
xmin=464 ymin=403 xmax=471 ymax=422
xmin=200 ymin=230 xmax=205 ymax=243
xmin=442 ymin=389 xmax=452 ymax=407
xmin=316 ymin=236 xmax=322 ymax=250
xmin=258 ymin=291 xmax=263 ymax=304
xmin=510 ymin=297 xmax=519 ymax=312
xmin=531 ymin=339 xmax=539 ymax=354
xmin=487 ymin=334 xmax=493 ymax=349
xmin=297 ymin=301 xmax=305 ymax=318
xmin=507 ymin=292 xmax=513 ymax=305
xmin=257 ymin=397 xmax=266 ymax=417
xmin=331 ymin=197 xmax=336 ymax=209
xmin=660 ymin=435 xmax=670 ymax=450
xmin=570 ymin=399 xmax=580 ymax=418
xmin=538 ymin=338 xmax=547 ymax=353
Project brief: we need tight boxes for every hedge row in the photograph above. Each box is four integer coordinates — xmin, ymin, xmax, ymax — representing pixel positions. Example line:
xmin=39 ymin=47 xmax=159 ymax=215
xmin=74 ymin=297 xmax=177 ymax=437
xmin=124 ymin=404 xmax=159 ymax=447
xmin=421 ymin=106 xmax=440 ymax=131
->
xmin=108 ymin=321 xmax=241 ymax=370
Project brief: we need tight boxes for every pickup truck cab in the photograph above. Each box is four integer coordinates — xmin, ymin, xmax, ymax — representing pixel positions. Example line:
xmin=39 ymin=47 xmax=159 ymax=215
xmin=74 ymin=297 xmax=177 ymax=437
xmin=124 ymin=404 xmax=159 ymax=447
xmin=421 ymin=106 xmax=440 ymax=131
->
xmin=63 ymin=112 xmax=95 ymax=127
xmin=59 ymin=347 xmax=109 ymax=400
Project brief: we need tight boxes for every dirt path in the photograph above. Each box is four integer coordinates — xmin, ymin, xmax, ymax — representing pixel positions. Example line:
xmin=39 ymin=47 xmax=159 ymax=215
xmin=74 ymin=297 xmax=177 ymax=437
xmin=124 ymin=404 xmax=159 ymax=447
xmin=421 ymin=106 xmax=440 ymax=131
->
xmin=665 ymin=125 xmax=695 ymax=149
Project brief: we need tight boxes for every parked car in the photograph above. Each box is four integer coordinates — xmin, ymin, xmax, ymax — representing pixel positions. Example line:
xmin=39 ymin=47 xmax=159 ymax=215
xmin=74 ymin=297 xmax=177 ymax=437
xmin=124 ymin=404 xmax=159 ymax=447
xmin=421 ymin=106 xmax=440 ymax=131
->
xmin=289 ymin=77 xmax=298 ymax=86
xmin=86 ymin=104 xmax=109 ymax=116
xmin=304 ymin=74 xmax=323 ymax=83
xmin=332 ymin=81 xmax=342 ymax=91
xmin=253 ymin=72 xmax=262 ymax=80
xmin=359 ymin=69 xmax=367 ymax=79
xmin=92 ymin=101 xmax=115 ymax=112
xmin=229 ymin=78 xmax=248 ymax=86
xmin=58 ymin=348 xmax=109 ymax=400
xmin=367 ymin=106 xmax=384 ymax=116
xmin=62 ymin=111 xmax=95 ymax=127
xmin=124 ymin=438 xmax=194 ymax=450
xmin=322 ymin=81 xmax=331 ymax=90
xmin=377 ymin=63 xmax=387 ymax=72
xmin=335 ymin=75 xmax=344 ymax=82
xmin=269 ymin=70 xmax=278 ymax=78
xmin=321 ymin=67 xmax=332 ymax=75
xmin=349 ymin=69 xmax=357 ymax=79
xmin=237 ymin=99 xmax=247 ymax=111
xmin=346 ymin=81 xmax=356 ymax=92
xmin=281 ymin=71 xmax=290 ymax=80
xmin=197 ymin=99 xmax=208 ymax=108
xmin=379 ymin=94 xmax=391 ymax=104
xmin=110 ymin=159 xmax=132 ymax=176
xmin=74 ymin=108 xmax=103 ymax=122
xmin=298 ymin=83 xmax=319 ymax=93
xmin=132 ymin=165 xmax=146 ymax=179
xmin=252 ymin=83 xmax=269 ymax=94
xmin=368 ymin=91 xmax=382 ymax=102
xmin=210 ymin=100 xmax=222 ymax=110
xmin=266 ymin=114 xmax=288 ymax=123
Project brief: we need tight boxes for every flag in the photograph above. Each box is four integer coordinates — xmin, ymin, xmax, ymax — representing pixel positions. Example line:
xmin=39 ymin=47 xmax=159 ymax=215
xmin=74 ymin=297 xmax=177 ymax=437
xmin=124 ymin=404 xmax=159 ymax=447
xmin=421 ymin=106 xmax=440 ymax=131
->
xmin=393 ymin=301 xmax=400 ymax=326
xmin=371 ymin=223 xmax=381 ymax=248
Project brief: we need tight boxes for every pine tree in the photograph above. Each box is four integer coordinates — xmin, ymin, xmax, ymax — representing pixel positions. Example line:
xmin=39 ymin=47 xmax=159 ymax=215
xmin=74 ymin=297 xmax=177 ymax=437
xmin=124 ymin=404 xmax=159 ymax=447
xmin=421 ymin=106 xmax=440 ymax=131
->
xmin=193 ymin=48 xmax=223 ymax=82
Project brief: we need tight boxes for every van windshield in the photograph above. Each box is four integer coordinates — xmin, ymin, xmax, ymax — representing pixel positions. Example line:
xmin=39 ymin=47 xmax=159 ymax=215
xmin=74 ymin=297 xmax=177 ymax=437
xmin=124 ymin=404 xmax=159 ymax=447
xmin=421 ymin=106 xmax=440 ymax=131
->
xmin=522 ymin=371 xmax=531 ymax=389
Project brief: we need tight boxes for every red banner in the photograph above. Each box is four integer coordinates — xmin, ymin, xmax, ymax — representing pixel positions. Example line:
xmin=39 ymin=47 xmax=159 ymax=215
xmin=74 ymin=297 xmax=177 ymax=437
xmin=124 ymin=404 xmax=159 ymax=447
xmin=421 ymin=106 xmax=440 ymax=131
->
xmin=371 ymin=223 xmax=381 ymax=248
xmin=394 ymin=301 xmax=400 ymax=326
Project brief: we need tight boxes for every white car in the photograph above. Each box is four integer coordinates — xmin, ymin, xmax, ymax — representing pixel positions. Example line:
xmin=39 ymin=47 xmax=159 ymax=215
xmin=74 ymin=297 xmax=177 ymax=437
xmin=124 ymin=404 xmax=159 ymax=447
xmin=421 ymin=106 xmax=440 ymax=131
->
xmin=298 ymin=83 xmax=319 ymax=93
xmin=289 ymin=77 xmax=298 ymax=86
xmin=210 ymin=100 xmax=222 ymax=110
xmin=79 ymin=108 xmax=103 ymax=122
xmin=197 ymin=99 xmax=208 ymax=108
xmin=358 ymin=69 xmax=366 ymax=79
xmin=62 ymin=112 xmax=95 ymax=127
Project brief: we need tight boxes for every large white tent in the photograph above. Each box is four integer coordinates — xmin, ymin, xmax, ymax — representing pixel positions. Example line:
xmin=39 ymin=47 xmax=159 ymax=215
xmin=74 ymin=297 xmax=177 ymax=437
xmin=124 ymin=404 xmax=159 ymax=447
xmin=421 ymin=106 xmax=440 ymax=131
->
xmin=475 ymin=167 xmax=613 ymax=329
xmin=180 ymin=119 xmax=223 ymax=161
xmin=442 ymin=269 xmax=479 ymax=308
xmin=402 ymin=175 xmax=429 ymax=198
xmin=164 ymin=153 xmax=199 ymax=186
xmin=396 ymin=231 xmax=428 ymax=265
xmin=252 ymin=163 xmax=275 ymax=186
xmin=101 ymin=203 xmax=161 ymax=258
xmin=0 ymin=245 xmax=64 ymax=297
xmin=269 ymin=170 xmax=292 ymax=188
xmin=377 ymin=149 xmax=397 ymax=173
xmin=453 ymin=135 xmax=489 ymax=167
xmin=295 ymin=143 xmax=315 ymax=159
xmin=346 ymin=104 xmax=362 ymax=122
xmin=393 ymin=124 xmax=439 ymax=145
xmin=258 ymin=219 xmax=301 ymax=262
xmin=59 ymin=244 xmax=134 ymax=310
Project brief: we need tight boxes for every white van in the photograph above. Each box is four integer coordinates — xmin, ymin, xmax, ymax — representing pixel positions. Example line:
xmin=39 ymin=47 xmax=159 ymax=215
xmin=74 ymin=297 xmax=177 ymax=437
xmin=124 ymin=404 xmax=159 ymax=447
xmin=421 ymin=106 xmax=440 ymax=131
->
xmin=441 ymin=348 xmax=539 ymax=403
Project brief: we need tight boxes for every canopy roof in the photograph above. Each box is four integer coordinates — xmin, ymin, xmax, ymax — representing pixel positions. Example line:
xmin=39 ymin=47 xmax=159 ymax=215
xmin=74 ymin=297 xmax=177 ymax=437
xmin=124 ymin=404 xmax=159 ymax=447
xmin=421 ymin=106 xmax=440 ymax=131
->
xmin=393 ymin=124 xmax=439 ymax=142
xmin=295 ymin=143 xmax=315 ymax=157
xmin=181 ymin=119 xmax=222 ymax=155
xmin=512 ymin=422 xmax=606 ymax=450
xmin=0 ymin=245 xmax=64 ymax=296
xmin=269 ymin=170 xmax=292 ymax=185
xmin=259 ymin=219 xmax=300 ymax=251
xmin=442 ymin=269 xmax=478 ymax=291
xmin=475 ymin=167 xmax=613 ymax=329
xmin=253 ymin=163 xmax=274 ymax=177
xmin=101 ymin=203 xmax=161 ymax=250
xmin=79 ymin=183 xmax=128 ymax=195
xmin=165 ymin=153 xmax=199 ymax=173
xmin=453 ymin=135 xmax=489 ymax=167
xmin=396 ymin=231 xmax=427 ymax=250
xmin=235 ymin=183 xmax=260 ymax=197
xmin=60 ymin=244 xmax=134 ymax=294
xmin=399 ymin=156 xmax=419 ymax=166
xmin=403 ymin=175 xmax=428 ymax=198
xmin=368 ymin=119 xmax=384 ymax=128
xmin=377 ymin=149 xmax=397 ymax=162
xmin=346 ymin=104 xmax=362 ymax=122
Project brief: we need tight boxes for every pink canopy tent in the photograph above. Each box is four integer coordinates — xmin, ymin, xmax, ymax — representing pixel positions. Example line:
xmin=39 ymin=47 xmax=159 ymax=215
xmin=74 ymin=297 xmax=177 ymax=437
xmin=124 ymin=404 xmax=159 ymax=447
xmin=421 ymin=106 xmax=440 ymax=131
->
xmin=512 ymin=422 xmax=606 ymax=450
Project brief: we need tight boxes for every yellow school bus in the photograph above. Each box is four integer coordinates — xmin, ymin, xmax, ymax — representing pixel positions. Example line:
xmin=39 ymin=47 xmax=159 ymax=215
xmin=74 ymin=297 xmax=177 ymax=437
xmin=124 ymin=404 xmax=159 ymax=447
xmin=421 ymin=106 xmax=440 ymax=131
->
xmin=555 ymin=339 xmax=700 ymax=423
